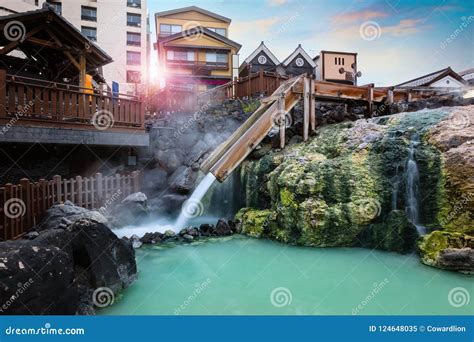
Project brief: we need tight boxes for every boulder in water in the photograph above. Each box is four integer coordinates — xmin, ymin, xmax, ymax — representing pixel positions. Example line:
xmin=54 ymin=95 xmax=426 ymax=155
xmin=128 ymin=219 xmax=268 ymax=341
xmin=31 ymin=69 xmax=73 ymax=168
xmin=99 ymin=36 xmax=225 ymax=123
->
xmin=140 ymin=232 xmax=162 ymax=244
xmin=130 ymin=234 xmax=143 ymax=249
xmin=109 ymin=192 xmax=149 ymax=228
xmin=215 ymin=218 xmax=233 ymax=236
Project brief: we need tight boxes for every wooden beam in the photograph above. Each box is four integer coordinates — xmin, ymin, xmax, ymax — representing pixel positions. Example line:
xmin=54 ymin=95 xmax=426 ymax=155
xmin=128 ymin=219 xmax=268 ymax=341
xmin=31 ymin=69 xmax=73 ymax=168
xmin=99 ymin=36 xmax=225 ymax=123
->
xmin=367 ymin=84 xmax=374 ymax=118
xmin=279 ymin=95 xmax=285 ymax=149
xmin=64 ymin=51 xmax=81 ymax=71
xmin=310 ymin=77 xmax=316 ymax=131
xmin=79 ymin=55 xmax=87 ymax=88
xmin=0 ymin=69 xmax=6 ymax=118
xmin=0 ymin=25 xmax=44 ymax=56
xmin=303 ymin=76 xmax=310 ymax=141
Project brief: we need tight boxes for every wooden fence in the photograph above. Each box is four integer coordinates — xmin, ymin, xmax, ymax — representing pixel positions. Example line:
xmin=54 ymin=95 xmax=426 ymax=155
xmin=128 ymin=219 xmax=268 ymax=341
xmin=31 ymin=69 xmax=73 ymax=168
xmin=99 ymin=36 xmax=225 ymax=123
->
xmin=0 ymin=71 xmax=144 ymax=130
xmin=0 ymin=171 xmax=141 ymax=241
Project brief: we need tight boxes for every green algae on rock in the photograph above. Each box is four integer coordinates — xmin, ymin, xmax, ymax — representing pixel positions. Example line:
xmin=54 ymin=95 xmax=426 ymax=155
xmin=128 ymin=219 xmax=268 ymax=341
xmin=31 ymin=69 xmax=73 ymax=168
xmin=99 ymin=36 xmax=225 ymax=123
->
xmin=235 ymin=106 xmax=473 ymax=271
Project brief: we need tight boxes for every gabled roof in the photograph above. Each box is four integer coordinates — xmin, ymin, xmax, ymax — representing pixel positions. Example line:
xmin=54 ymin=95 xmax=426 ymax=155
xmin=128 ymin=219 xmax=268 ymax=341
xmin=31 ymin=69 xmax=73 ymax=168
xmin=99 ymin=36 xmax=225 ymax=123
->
xmin=158 ymin=26 xmax=241 ymax=51
xmin=0 ymin=6 xmax=112 ymax=68
xmin=459 ymin=68 xmax=474 ymax=77
xmin=155 ymin=6 xmax=231 ymax=23
xmin=281 ymin=44 xmax=316 ymax=68
xmin=243 ymin=41 xmax=280 ymax=65
xmin=395 ymin=67 xmax=466 ymax=88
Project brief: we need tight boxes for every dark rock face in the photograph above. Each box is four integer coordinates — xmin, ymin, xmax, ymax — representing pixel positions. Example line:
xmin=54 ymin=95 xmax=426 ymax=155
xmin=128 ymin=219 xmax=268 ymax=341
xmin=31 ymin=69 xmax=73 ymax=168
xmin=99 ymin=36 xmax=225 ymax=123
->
xmin=0 ymin=203 xmax=137 ymax=315
xmin=0 ymin=240 xmax=76 ymax=315
xmin=437 ymin=248 xmax=474 ymax=273
xmin=109 ymin=192 xmax=149 ymax=228
xmin=215 ymin=219 xmax=233 ymax=236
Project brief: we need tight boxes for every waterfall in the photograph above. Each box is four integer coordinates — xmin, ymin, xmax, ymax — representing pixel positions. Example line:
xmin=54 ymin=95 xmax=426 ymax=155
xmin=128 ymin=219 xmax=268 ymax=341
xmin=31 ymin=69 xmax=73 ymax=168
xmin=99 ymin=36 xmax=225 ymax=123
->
xmin=174 ymin=173 xmax=216 ymax=231
xmin=405 ymin=135 xmax=425 ymax=235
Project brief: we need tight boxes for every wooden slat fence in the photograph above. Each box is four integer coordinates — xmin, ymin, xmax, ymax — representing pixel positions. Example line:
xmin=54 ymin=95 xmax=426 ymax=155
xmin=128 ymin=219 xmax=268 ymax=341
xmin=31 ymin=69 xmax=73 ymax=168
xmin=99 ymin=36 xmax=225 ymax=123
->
xmin=0 ymin=171 xmax=141 ymax=241
xmin=0 ymin=71 xmax=144 ymax=129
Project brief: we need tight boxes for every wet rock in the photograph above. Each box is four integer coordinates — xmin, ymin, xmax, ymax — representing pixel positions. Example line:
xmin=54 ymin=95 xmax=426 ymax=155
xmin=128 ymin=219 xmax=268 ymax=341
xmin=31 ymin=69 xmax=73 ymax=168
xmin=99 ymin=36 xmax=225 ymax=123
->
xmin=140 ymin=232 xmax=162 ymax=244
xmin=437 ymin=248 xmax=474 ymax=273
xmin=171 ymin=167 xmax=198 ymax=195
xmin=0 ymin=240 xmax=76 ymax=314
xmin=182 ymin=234 xmax=194 ymax=243
xmin=130 ymin=234 xmax=143 ymax=249
xmin=199 ymin=224 xmax=215 ymax=236
xmin=163 ymin=229 xmax=177 ymax=240
xmin=215 ymin=218 xmax=233 ymax=236
xmin=109 ymin=192 xmax=148 ymax=228
xmin=37 ymin=201 xmax=107 ymax=231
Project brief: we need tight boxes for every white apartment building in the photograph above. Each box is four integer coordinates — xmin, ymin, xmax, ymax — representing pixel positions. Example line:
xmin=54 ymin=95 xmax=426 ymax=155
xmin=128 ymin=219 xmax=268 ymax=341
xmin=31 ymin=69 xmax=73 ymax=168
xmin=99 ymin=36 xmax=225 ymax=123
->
xmin=0 ymin=0 xmax=150 ymax=95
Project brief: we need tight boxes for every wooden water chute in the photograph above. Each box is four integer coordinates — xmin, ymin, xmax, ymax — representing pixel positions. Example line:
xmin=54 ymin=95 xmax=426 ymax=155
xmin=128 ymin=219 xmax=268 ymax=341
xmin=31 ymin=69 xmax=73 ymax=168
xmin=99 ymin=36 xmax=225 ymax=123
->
xmin=202 ymin=75 xmax=439 ymax=183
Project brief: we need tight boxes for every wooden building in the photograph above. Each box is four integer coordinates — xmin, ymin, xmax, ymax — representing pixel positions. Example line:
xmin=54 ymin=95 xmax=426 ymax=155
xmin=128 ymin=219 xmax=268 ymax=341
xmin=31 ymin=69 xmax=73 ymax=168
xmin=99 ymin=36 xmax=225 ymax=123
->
xmin=280 ymin=44 xmax=316 ymax=77
xmin=314 ymin=50 xmax=359 ymax=85
xmin=395 ymin=67 xmax=467 ymax=89
xmin=238 ymin=41 xmax=280 ymax=77
xmin=155 ymin=6 xmax=241 ymax=93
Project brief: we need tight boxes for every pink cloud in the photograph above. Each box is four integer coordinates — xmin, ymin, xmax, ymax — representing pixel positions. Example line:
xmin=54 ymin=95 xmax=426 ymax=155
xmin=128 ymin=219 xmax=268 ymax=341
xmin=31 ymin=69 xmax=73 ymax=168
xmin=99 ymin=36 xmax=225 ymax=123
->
xmin=332 ymin=9 xmax=388 ymax=24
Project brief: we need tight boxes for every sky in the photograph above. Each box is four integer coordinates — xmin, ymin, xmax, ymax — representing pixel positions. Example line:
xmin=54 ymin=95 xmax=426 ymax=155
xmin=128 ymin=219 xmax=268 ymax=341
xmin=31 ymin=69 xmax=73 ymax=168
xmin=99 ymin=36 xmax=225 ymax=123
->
xmin=148 ymin=0 xmax=474 ymax=86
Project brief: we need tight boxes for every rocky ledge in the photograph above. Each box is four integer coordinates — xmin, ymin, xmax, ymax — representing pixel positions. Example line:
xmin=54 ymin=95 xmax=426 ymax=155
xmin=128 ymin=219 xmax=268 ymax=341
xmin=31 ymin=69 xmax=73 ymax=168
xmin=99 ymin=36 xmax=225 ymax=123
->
xmin=235 ymin=106 xmax=473 ymax=273
xmin=0 ymin=201 xmax=137 ymax=315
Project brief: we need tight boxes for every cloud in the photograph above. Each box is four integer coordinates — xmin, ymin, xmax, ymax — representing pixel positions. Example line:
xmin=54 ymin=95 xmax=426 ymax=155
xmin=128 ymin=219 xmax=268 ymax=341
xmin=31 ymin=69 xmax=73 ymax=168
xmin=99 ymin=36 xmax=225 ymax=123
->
xmin=383 ymin=19 xmax=425 ymax=36
xmin=231 ymin=17 xmax=280 ymax=39
xmin=268 ymin=0 xmax=288 ymax=6
xmin=332 ymin=9 xmax=388 ymax=24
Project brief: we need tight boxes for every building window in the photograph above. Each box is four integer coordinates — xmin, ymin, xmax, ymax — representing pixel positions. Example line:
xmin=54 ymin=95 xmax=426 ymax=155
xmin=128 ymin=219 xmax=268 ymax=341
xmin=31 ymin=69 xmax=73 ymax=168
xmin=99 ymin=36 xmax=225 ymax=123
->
xmin=81 ymin=6 xmax=97 ymax=22
xmin=48 ymin=1 xmax=62 ymax=15
xmin=127 ymin=32 xmax=141 ymax=46
xmin=207 ymin=27 xmax=226 ymax=36
xmin=127 ymin=51 xmax=141 ymax=65
xmin=206 ymin=52 xmax=227 ymax=64
xmin=159 ymin=24 xmax=182 ymax=36
xmin=127 ymin=0 xmax=141 ymax=8
xmin=127 ymin=70 xmax=141 ymax=83
xmin=81 ymin=26 xmax=97 ymax=41
xmin=166 ymin=50 xmax=194 ymax=61
xmin=127 ymin=13 xmax=141 ymax=27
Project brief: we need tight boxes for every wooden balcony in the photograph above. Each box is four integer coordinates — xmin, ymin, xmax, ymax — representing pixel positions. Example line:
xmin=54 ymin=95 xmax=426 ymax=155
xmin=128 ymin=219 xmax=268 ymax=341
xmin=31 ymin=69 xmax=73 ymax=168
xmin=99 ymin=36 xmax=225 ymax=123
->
xmin=0 ymin=71 xmax=144 ymax=132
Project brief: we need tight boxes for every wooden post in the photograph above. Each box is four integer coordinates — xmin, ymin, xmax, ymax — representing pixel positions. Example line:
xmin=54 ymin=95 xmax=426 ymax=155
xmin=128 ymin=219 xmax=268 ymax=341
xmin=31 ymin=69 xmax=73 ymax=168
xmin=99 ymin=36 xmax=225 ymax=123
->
xmin=79 ymin=55 xmax=87 ymax=88
xmin=20 ymin=178 xmax=30 ymax=229
xmin=54 ymin=175 xmax=62 ymax=204
xmin=76 ymin=176 xmax=83 ymax=207
xmin=407 ymin=91 xmax=412 ymax=102
xmin=247 ymin=75 xmax=251 ymax=98
xmin=259 ymin=70 xmax=264 ymax=95
xmin=367 ymin=84 xmax=374 ymax=118
xmin=131 ymin=171 xmax=140 ymax=192
xmin=303 ymin=76 xmax=310 ymax=141
xmin=387 ymin=89 xmax=394 ymax=105
xmin=310 ymin=77 xmax=316 ymax=131
xmin=278 ymin=95 xmax=286 ymax=149
xmin=0 ymin=69 xmax=6 ymax=118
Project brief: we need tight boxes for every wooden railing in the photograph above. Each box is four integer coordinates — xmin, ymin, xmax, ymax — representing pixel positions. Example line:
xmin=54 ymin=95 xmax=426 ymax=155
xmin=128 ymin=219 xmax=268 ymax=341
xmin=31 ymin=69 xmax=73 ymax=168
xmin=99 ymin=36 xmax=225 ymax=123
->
xmin=235 ymin=70 xmax=289 ymax=98
xmin=0 ymin=70 xmax=144 ymax=130
xmin=0 ymin=171 xmax=141 ymax=241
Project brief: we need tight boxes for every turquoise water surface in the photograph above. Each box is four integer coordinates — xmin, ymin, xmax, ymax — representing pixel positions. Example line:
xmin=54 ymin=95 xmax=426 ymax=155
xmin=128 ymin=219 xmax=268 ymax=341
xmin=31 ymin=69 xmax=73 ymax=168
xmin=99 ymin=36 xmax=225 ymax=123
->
xmin=101 ymin=236 xmax=473 ymax=315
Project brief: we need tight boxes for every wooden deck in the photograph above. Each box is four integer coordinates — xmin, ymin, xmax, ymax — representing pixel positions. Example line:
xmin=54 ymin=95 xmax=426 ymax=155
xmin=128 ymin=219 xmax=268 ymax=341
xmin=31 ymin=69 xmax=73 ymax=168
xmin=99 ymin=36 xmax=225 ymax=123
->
xmin=202 ymin=74 xmax=443 ymax=182
xmin=0 ymin=70 xmax=144 ymax=131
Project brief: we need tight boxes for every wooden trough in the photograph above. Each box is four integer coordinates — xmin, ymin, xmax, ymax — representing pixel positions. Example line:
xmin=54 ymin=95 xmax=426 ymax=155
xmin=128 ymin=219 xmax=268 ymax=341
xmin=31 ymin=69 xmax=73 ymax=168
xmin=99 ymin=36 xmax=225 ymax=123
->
xmin=202 ymin=74 xmax=439 ymax=182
